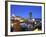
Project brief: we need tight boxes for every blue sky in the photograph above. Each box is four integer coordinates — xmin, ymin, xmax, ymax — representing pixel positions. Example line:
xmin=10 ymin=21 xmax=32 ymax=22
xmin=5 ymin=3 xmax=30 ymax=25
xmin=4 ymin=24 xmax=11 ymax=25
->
xmin=10 ymin=5 xmax=42 ymax=19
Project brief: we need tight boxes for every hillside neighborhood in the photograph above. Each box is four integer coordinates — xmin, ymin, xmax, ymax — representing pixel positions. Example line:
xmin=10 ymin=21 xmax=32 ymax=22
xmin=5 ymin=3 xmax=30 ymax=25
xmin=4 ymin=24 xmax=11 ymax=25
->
xmin=10 ymin=13 xmax=42 ymax=32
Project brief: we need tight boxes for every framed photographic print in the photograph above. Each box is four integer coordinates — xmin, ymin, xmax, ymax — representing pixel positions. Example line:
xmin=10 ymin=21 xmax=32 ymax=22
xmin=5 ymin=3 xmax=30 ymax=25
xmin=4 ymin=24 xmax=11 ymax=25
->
xmin=5 ymin=1 xmax=45 ymax=36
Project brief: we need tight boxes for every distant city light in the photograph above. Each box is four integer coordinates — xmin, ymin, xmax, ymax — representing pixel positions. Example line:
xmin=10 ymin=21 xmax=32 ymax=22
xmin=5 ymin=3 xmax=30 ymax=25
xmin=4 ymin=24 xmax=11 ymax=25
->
xmin=32 ymin=18 xmax=35 ymax=21
xmin=12 ymin=14 xmax=15 ymax=17
xmin=35 ymin=22 xmax=36 ymax=24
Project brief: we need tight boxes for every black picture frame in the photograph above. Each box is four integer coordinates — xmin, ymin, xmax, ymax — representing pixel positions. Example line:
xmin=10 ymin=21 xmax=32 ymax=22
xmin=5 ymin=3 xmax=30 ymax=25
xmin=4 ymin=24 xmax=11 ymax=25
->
xmin=5 ymin=1 xmax=45 ymax=36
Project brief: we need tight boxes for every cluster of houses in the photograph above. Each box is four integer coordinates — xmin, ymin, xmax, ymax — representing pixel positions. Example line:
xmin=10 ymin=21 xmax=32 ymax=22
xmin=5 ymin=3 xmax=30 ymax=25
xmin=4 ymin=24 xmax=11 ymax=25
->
xmin=11 ymin=15 xmax=42 ymax=32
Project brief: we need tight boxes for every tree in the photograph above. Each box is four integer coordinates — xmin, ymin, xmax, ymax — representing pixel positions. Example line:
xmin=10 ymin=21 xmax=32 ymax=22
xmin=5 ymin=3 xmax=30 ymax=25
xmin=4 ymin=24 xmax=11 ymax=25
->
xmin=23 ymin=19 xmax=28 ymax=23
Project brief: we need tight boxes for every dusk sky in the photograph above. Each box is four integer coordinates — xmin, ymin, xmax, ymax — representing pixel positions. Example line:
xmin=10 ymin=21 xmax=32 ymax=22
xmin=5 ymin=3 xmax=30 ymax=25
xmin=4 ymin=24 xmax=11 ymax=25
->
xmin=11 ymin=5 xmax=42 ymax=19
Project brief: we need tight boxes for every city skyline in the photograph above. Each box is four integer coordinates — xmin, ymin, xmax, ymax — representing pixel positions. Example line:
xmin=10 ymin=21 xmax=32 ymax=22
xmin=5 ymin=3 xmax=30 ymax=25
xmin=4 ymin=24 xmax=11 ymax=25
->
xmin=11 ymin=5 xmax=42 ymax=19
